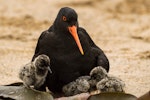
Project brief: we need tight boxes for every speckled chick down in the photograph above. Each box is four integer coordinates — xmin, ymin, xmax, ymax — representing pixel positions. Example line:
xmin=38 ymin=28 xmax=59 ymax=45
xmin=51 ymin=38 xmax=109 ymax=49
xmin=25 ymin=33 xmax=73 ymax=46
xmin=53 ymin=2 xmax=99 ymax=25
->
xmin=90 ymin=66 xmax=125 ymax=92
xmin=62 ymin=66 xmax=125 ymax=96
xmin=62 ymin=76 xmax=90 ymax=96
xmin=19 ymin=54 xmax=52 ymax=89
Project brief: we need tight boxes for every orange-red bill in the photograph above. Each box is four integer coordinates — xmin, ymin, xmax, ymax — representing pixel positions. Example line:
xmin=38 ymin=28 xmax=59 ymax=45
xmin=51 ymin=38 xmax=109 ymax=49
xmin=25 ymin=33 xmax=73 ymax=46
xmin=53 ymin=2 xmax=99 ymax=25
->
xmin=68 ymin=26 xmax=84 ymax=55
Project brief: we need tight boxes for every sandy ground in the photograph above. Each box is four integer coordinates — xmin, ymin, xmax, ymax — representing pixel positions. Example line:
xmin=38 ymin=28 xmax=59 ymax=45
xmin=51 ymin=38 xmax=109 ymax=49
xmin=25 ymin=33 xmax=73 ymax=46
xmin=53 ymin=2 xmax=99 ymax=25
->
xmin=0 ymin=0 xmax=150 ymax=98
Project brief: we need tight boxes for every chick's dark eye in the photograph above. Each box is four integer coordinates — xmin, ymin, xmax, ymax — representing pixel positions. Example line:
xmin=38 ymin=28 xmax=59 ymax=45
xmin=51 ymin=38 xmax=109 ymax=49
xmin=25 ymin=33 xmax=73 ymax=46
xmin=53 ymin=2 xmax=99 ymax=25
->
xmin=62 ymin=16 xmax=67 ymax=21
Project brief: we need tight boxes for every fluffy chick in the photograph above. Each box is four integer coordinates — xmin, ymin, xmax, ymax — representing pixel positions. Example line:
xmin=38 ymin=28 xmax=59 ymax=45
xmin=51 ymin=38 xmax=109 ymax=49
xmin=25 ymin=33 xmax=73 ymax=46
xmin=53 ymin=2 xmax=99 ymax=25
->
xmin=89 ymin=66 xmax=125 ymax=92
xmin=62 ymin=76 xmax=90 ymax=96
xmin=76 ymin=76 xmax=91 ymax=93
xmin=19 ymin=54 xmax=52 ymax=89
xmin=19 ymin=62 xmax=35 ymax=88
xmin=89 ymin=66 xmax=108 ymax=89
xmin=96 ymin=76 xmax=125 ymax=92
xmin=62 ymin=66 xmax=125 ymax=95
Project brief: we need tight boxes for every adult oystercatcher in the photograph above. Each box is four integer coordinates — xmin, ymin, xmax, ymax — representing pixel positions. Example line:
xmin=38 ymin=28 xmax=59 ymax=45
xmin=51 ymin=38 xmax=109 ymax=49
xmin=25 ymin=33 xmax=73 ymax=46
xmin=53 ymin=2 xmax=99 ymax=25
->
xmin=32 ymin=7 xmax=109 ymax=93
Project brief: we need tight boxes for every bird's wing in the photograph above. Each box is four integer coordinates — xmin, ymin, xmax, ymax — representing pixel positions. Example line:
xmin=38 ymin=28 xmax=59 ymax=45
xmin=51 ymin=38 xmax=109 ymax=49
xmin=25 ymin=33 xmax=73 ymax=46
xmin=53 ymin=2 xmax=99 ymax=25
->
xmin=32 ymin=30 xmax=48 ymax=61
xmin=97 ymin=54 xmax=109 ymax=72
xmin=79 ymin=27 xmax=109 ymax=72
xmin=78 ymin=27 xmax=104 ymax=51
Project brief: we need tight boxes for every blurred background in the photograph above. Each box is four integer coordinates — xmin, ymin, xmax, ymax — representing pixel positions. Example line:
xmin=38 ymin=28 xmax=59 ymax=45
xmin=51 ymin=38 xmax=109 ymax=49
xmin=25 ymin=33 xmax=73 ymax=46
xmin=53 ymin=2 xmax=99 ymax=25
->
xmin=0 ymin=0 xmax=150 ymax=97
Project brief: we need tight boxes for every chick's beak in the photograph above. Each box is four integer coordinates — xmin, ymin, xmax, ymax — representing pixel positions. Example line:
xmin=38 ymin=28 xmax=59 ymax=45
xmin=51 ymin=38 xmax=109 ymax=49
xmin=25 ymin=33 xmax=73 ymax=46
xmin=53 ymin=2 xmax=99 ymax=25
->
xmin=68 ymin=25 xmax=84 ymax=55
xmin=48 ymin=67 xmax=52 ymax=74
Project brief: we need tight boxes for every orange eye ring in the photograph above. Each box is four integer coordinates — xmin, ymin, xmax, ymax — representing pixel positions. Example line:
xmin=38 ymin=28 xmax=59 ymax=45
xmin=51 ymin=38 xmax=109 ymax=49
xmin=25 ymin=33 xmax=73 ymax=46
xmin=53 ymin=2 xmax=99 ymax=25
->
xmin=62 ymin=16 xmax=67 ymax=21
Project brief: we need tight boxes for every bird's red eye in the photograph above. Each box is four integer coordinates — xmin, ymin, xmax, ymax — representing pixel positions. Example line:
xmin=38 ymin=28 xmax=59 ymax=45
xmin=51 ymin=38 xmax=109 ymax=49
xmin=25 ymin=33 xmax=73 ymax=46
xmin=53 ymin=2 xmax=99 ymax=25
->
xmin=62 ymin=16 xmax=67 ymax=21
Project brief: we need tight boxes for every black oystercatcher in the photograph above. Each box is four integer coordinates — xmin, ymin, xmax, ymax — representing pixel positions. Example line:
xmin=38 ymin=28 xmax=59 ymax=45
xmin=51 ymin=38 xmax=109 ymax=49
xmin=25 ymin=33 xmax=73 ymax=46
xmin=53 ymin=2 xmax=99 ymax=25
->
xmin=32 ymin=7 xmax=109 ymax=93
xmin=19 ymin=54 xmax=52 ymax=89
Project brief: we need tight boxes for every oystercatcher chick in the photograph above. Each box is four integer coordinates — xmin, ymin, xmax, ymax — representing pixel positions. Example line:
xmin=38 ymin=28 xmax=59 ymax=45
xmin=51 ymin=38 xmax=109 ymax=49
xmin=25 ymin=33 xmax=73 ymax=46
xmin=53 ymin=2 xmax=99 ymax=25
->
xmin=96 ymin=75 xmax=125 ymax=92
xmin=89 ymin=66 xmax=125 ymax=92
xmin=62 ymin=66 xmax=125 ymax=96
xmin=89 ymin=66 xmax=108 ymax=90
xmin=62 ymin=76 xmax=90 ymax=96
xmin=19 ymin=54 xmax=52 ymax=89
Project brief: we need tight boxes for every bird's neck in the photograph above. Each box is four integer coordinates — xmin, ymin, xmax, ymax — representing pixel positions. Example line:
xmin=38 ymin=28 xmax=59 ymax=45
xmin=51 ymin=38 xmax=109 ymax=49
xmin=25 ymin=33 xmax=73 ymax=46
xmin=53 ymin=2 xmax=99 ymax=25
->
xmin=36 ymin=67 xmax=47 ymax=76
xmin=54 ymin=27 xmax=68 ymax=34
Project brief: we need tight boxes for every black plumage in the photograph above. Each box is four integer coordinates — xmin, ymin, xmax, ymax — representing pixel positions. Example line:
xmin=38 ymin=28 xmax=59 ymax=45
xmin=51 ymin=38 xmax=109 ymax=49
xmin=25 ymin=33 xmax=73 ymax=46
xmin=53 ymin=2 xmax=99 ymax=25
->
xmin=32 ymin=7 xmax=109 ymax=93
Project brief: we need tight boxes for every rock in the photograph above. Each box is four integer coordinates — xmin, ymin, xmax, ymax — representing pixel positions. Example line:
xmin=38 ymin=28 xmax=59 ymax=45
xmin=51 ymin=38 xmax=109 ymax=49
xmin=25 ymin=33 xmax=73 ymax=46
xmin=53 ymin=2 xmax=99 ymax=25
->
xmin=88 ymin=92 xmax=137 ymax=100
xmin=0 ymin=85 xmax=53 ymax=100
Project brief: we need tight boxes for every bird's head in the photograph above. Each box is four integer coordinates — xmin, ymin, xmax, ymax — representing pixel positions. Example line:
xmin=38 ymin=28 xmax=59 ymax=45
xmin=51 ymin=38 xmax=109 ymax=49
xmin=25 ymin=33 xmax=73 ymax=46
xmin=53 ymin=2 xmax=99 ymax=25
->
xmin=90 ymin=66 xmax=108 ymax=81
xmin=53 ymin=7 xmax=84 ymax=55
xmin=34 ymin=54 xmax=52 ymax=73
